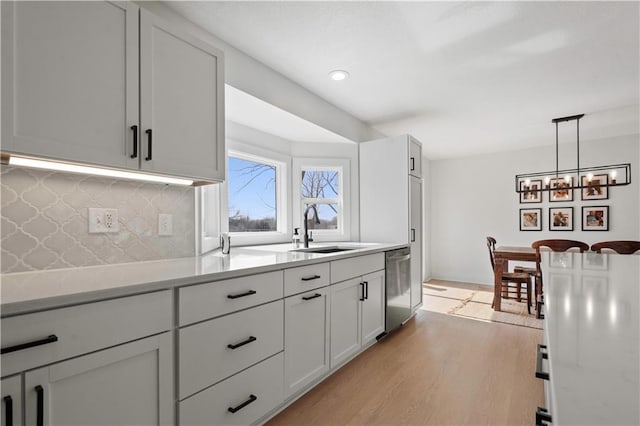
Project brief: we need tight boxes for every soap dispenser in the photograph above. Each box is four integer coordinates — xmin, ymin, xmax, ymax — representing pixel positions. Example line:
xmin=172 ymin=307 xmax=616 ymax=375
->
xmin=292 ymin=228 xmax=300 ymax=248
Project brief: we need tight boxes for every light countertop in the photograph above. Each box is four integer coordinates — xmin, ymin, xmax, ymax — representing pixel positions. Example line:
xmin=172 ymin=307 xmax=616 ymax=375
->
xmin=541 ymin=251 xmax=639 ymax=426
xmin=0 ymin=242 xmax=406 ymax=317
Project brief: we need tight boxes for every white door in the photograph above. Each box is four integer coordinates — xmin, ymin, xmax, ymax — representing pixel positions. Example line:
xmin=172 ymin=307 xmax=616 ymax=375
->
xmin=1 ymin=375 xmax=22 ymax=426
xmin=409 ymin=138 xmax=422 ymax=178
xmin=284 ymin=288 xmax=330 ymax=397
xmin=140 ymin=10 xmax=225 ymax=182
xmin=410 ymin=176 xmax=423 ymax=310
xmin=24 ymin=333 xmax=173 ymax=426
xmin=330 ymin=278 xmax=362 ymax=368
xmin=1 ymin=1 xmax=139 ymax=169
xmin=361 ymin=270 xmax=386 ymax=345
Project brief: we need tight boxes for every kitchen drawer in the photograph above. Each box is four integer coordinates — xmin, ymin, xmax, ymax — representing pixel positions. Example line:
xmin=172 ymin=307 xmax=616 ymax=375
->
xmin=284 ymin=262 xmax=330 ymax=296
xmin=180 ymin=352 xmax=284 ymax=426
xmin=1 ymin=291 xmax=171 ymax=376
xmin=179 ymin=271 xmax=283 ymax=326
xmin=331 ymin=253 xmax=385 ymax=283
xmin=179 ymin=300 xmax=283 ymax=399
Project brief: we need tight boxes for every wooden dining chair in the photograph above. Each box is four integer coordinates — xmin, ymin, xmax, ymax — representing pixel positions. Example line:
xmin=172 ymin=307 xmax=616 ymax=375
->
xmin=487 ymin=237 xmax=532 ymax=313
xmin=531 ymin=239 xmax=589 ymax=253
xmin=590 ymin=241 xmax=640 ymax=254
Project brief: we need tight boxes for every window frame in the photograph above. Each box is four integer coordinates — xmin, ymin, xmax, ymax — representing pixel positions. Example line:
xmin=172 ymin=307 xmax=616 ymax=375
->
xmin=292 ymin=157 xmax=351 ymax=242
xmin=222 ymin=142 xmax=291 ymax=246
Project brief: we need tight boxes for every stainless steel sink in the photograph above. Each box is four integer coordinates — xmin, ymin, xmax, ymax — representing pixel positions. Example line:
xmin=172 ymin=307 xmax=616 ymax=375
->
xmin=290 ymin=246 xmax=355 ymax=254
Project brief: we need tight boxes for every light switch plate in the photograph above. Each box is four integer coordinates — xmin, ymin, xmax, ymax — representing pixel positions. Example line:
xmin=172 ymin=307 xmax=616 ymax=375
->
xmin=158 ymin=213 xmax=173 ymax=236
xmin=88 ymin=208 xmax=119 ymax=233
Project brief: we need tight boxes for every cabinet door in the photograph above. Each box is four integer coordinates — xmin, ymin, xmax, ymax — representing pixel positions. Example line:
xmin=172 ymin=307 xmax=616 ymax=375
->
xmin=330 ymin=278 xmax=361 ymax=369
xmin=24 ymin=333 xmax=173 ymax=426
xmin=409 ymin=138 xmax=422 ymax=178
xmin=410 ymin=176 xmax=423 ymax=310
xmin=284 ymin=288 xmax=330 ymax=397
xmin=140 ymin=10 xmax=225 ymax=182
xmin=1 ymin=375 xmax=22 ymax=426
xmin=1 ymin=1 xmax=139 ymax=169
xmin=361 ymin=270 xmax=386 ymax=345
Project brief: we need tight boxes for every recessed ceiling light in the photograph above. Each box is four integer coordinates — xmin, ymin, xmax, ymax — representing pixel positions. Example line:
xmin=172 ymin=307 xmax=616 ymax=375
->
xmin=329 ymin=70 xmax=349 ymax=81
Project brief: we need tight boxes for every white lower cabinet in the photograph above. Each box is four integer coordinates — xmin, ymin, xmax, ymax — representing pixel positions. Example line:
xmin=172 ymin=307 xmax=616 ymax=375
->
xmin=284 ymin=287 xmax=330 ymax=397
xmin=330 ymin=270 xmax=385 ymax=368
xmin=1 ymin=375 xmax=22 ymax=426
xmin=179 ymin=353 xmax=284 ymax=426
xmin=23 ymin=333 xmax=173 ymax=426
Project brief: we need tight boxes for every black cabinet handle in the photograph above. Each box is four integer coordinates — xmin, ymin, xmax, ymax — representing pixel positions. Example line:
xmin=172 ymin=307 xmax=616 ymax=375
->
xmin=535 ymin=344 xmax=549 ymax=380
xmin=411 ymin=228 xmax=416 ymax=242
xmin=227 ymin=336 xmax=257 ymax=350
xmin=359 ymin=282 xmax=365 ymax=301
xmin=145 ymin=129 xmax=152 ymax=161
xmin=35 ymin=385 xmax=44 ymax=426
xmin=410 ymin=157 xmax=415 ymax=171
xmin=3 ymin=395 xmax=13 ymax=426
xmin=227 ymin=290 xmax=256 ymax=299
xmin=535 ymin=407 xmax=552 ymax=426
xmin=130 ymin=125 xmax=138 ymax=159
xmin=1 ymin=334 xmax=58 ymax=355
xmin=228 ymin=394 xmax=257 ymax=414
xmin=301 ymin=274 xmax=321 ymax=281
xmin=302 ymin=293 xmax=321 ymax=301
xmin=364 ymin=281 xmax=369 ymax=300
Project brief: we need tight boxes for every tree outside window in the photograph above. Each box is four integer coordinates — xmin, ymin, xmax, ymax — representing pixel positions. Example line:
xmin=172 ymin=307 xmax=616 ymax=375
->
xmin=228 ymin=156 xmax=277 ymax=232
xmin=301 ymin=169 xmax=339 ymax=231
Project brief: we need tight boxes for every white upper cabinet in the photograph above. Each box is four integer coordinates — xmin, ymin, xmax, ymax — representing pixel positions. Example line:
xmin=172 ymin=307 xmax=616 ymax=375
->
xmin=1 ymin=2 xmax=225 ymax=183
xmin=139 ymin=10 xmax=225 ymax=182
xmin=1 ymin=1 xmax=139 ymax=170
xmin=409 ymin=137 xmax=422 ymax=178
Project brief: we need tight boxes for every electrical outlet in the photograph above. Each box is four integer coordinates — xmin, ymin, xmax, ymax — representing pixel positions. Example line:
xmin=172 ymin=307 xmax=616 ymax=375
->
xmin=88 ymin=208 xmax=119 ymax=233
xmin=158 ymin=213 xmax=173 ymax=236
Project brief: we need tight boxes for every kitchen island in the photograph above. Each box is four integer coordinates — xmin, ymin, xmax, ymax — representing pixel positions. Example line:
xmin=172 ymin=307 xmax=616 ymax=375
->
xmin=541 ymin=251 xmax=639 ymax=425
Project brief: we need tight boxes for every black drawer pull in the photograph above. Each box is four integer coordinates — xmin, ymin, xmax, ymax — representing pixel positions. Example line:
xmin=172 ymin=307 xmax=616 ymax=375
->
xmin=411 ymin=228 xmax=416 ymax=242
xmin=130 ymin=125 xmax=138 ymax=159
xmin=535 ymin=407 xmax=552 ymax=426
xmin=4 ymin=395 xmax=13 ymax=426
xmin=227 ymin=336 xmax=257 ymax=350
xmin=535 ymin=344 xmax=549 ymax=380
xmin=35 ymin=385 xmax=44 ymax=426
xmin=302 ymin=293 xmax=321 ymax=301
xmin=145 ymin=129 xmax=152 ymax=161
xmin=1 ymin=334 xmax=58 ymax=355
xmin=359 ymin=282 xmax=365 ymax=301
xmin=227 ymin=290 xmax=257 ymax=299
xmin=410 ymin=157 xmax=415 ymax=171
xmin=228 ymin=394 xmax=257 ymax=414
xmin=301 ymin=274 xmax=321 ymax=281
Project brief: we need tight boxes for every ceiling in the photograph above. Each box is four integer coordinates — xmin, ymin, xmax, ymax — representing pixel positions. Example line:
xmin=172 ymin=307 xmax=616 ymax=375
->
xmin=166 ymin=1 xmax=639 ymax=159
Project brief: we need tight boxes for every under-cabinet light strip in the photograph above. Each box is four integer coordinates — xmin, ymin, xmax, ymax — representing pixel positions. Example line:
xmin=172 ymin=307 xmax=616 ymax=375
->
xmin=7 ymin=155 xmax=194 ymax=186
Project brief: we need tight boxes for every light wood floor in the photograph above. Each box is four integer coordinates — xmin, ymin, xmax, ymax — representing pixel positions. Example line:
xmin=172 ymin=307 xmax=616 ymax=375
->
xmin=268 ymin=284 xmax=544 ymax=426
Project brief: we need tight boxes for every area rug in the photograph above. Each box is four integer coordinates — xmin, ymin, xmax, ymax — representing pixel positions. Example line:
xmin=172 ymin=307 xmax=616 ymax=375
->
xmin=423 ymin=280 xmax=543 ymax=330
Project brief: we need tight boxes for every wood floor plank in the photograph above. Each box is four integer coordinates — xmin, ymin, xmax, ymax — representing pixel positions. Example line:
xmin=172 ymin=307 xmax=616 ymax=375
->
xmin=268 ymin=305 xmax=544 ymax=426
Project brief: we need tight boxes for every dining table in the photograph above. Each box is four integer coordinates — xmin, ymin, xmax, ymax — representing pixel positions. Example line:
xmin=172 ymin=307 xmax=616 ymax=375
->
xmin=492 ymin=245 xmax=537 ymax=311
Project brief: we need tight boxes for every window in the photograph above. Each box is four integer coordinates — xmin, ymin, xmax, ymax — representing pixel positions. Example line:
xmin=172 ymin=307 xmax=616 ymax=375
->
xmin=224 ymin=147 xmax=289 ymax=246
xmin=228 ymin=156 xmax=277 ymax=232
xmin=293 ymin=158 xmax=351 ymax=241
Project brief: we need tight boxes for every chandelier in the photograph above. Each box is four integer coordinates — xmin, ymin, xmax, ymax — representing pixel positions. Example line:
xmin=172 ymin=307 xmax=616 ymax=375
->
xmin=515 ymin=114 xmax=631 ymax=194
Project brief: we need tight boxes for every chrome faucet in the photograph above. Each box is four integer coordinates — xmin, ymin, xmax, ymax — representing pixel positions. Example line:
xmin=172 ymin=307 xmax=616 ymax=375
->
xmin=303 ymin=204 xmax=319 ymax=248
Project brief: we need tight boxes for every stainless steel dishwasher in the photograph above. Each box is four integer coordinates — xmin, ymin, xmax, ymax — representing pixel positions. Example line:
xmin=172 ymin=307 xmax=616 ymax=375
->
xmin=384 ymin=247 xmax=412 ymax=333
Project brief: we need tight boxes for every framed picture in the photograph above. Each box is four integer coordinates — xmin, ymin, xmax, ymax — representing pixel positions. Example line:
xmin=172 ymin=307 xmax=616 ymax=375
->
xmin=520 ymin=208 xmax=542 ymax=231
xmin=550 ymin=177 xmax=573 ymax=202
xmin=581 ymin=174 xmax=608 ymax=200
xmin=519 ymin=179 xmax=542 ymax=203
xmin=549 ymin=207 xmax=573 ymax=231
xmin=582 ymin=206 xmax=609 ymax=231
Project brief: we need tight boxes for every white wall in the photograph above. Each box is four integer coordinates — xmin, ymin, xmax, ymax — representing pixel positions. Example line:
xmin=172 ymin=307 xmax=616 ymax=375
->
xmin=138 ymin=1 xmax=382 ymax=144
xmin=429 ymin=134 xmax=639 ymax=285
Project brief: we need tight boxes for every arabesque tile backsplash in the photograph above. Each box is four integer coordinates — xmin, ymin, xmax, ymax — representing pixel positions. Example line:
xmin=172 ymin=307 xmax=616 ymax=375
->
xmin=1 ymin=166 xmax=195 ymax=273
